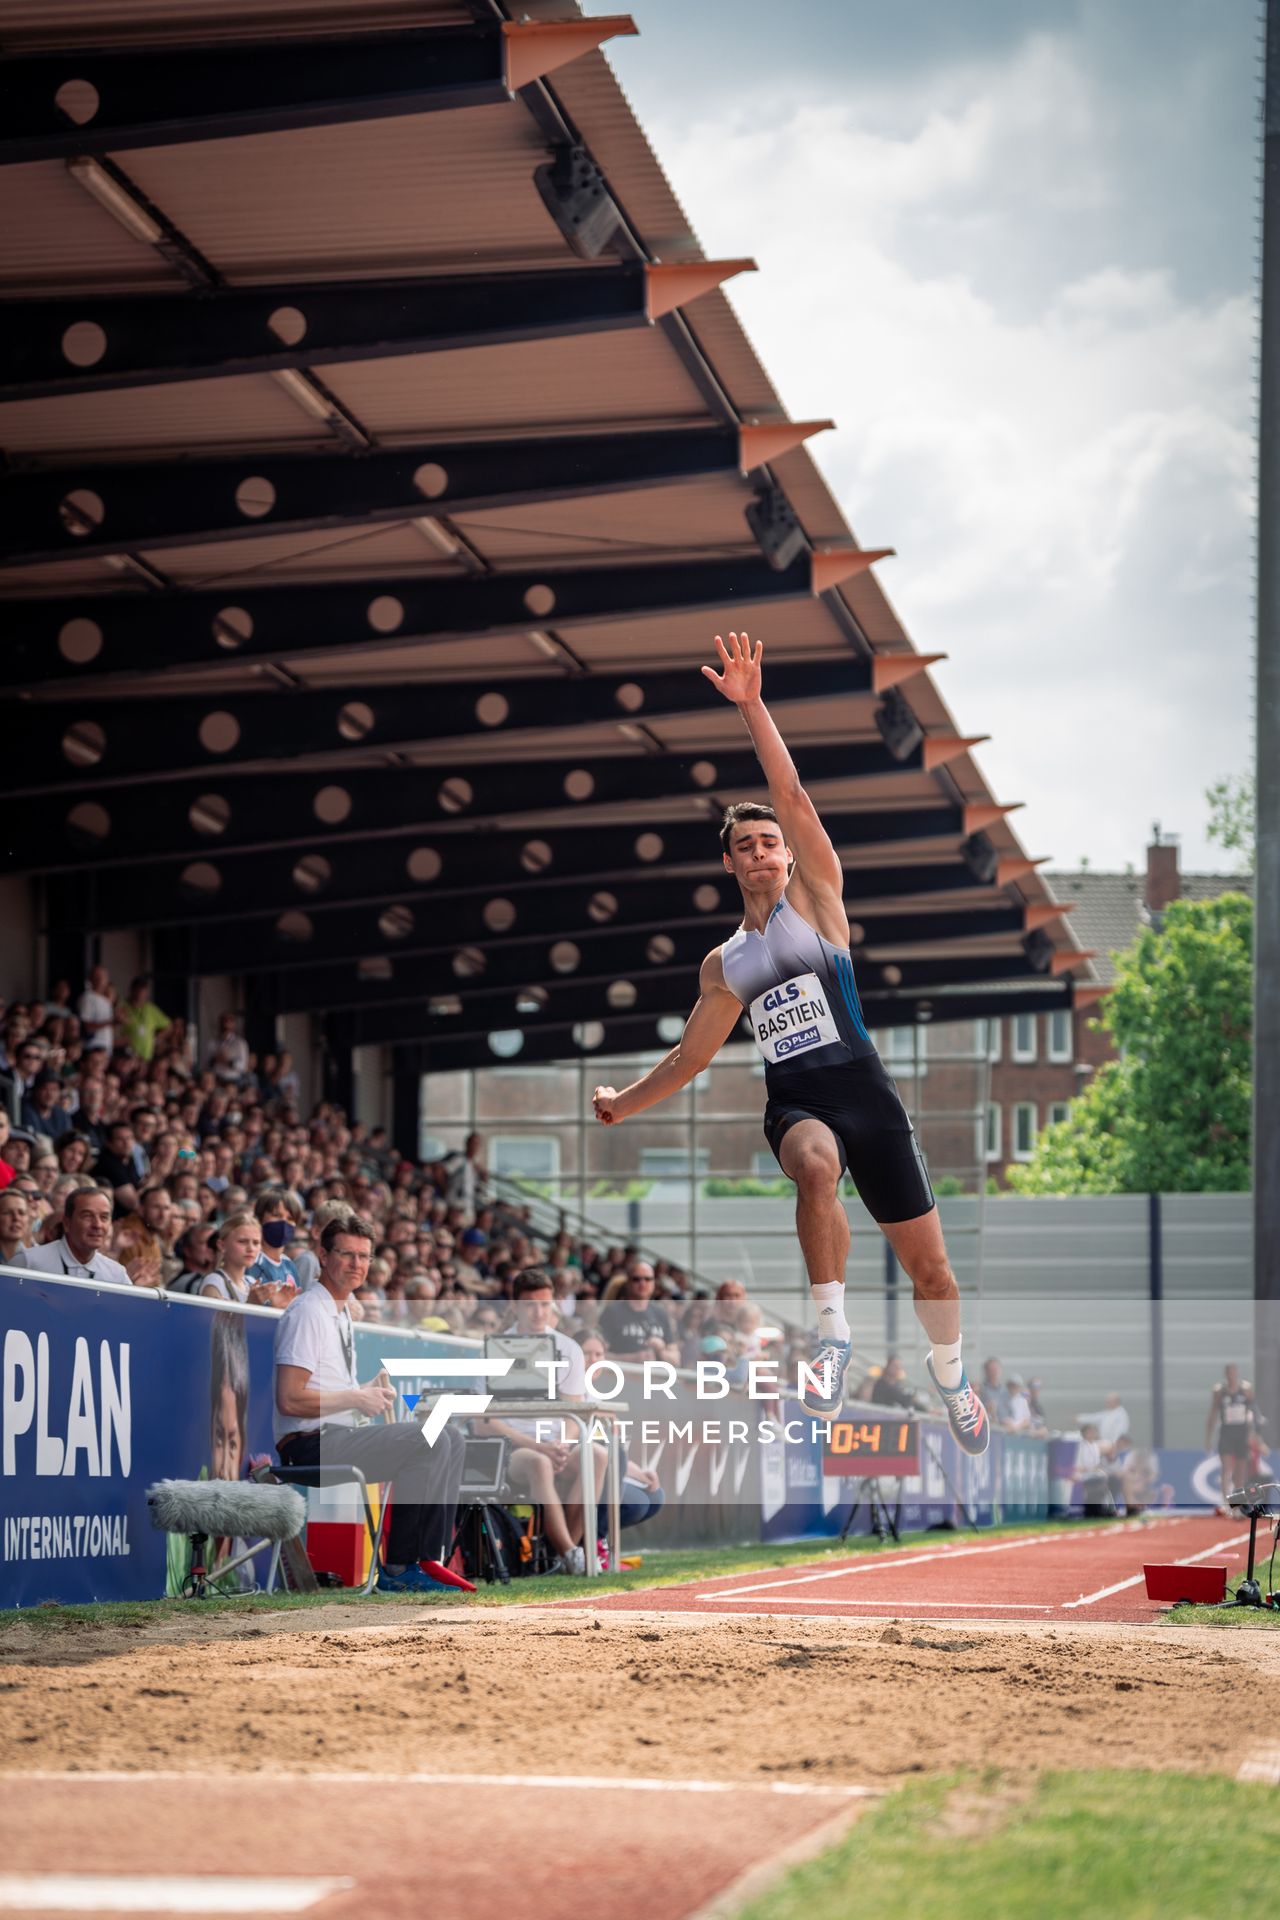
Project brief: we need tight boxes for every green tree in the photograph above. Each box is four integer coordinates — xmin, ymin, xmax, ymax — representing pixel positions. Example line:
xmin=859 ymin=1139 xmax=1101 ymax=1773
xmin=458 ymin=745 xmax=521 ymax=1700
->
xmin=1007 ymin=892 xmax=1252 ymax=1194
xmin=1205 ymin=773 xmax=1255 ymax=870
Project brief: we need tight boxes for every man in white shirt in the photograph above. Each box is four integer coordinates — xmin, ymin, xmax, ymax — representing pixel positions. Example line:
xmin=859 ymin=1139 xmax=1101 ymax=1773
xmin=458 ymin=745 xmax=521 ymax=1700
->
xmin=77 ymin=965 xmax=115 ymax=1056
xmin=13 ymin=1187 xmax=131 ymax=1287
xmin=1077 ymin=1392 xmax=1131 ymax=1456
xmin=273 ymin=1216 xmax=471 ymax=1596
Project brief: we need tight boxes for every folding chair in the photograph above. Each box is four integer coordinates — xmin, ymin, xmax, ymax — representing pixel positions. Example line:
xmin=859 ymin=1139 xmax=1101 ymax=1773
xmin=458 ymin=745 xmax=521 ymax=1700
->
xmin=253 ymin=1462 xmax=389 ymax=1597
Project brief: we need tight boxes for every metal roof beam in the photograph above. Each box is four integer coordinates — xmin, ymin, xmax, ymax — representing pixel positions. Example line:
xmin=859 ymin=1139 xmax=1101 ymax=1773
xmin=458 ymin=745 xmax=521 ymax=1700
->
xmin=49 ymin=810 xmax=996 ymax=932
xmin=0 ymin=19 xmax=639 ymax=166
xmin=14 ymin=736 xmax=968 ymax=875
xmin=0 ymin=257 xmax=752 ymax=403
xmin=0 ymin=421 xmax=831 ymax=567
xmin=5 ymin=551 xmax=869 ymax=691
xmin=10 ymin=657 xmax=879 ymax=795
xmin=269 ymin=917 xmax=1056 ymax=1016
xmin=182 ymin=887 xmax=1040 ymax=979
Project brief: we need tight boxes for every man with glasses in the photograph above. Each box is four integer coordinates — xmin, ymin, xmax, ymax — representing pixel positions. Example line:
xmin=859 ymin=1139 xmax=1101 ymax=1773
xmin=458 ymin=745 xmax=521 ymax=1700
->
xmin=273 ymin=1216 xmax=471 ymax=1596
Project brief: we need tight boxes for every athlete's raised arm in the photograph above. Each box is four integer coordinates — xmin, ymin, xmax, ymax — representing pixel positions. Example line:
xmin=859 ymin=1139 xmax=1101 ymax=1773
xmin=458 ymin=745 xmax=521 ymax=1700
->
xmin=703 ymin=631 xmax=845 ymax=912
xmin=593 ymin=949 xmax=742 ymax=1125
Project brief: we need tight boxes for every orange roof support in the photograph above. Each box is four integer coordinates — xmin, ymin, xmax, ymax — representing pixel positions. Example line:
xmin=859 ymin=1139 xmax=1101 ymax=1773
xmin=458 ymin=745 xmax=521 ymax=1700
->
xmin=1050 ymin=949 xmax=1098 ymax=976
xmin=739 ymin=419 xmax=835 ymax=473
xmin=645 ymin=259 xmax=757 ymax=320
xmin=961 ymin=801 xmax=1023 ymax=835
xmin=871 ymin=652 xmax=948 ymax=694
xmin=922 ymin=734 xmax=988 ymax=772
xmin=1072 ymin=984 xmax=1112 ymax=1009
xmin=810 ymin=547 xmax=894 ymax=593
xmin=1023 ymin=901 xmax=1076 ymax=931
xmin=503 ymin=17 xmax=639 ymax=92
xmin=996 ymin=854 xmax=1050 ymax=885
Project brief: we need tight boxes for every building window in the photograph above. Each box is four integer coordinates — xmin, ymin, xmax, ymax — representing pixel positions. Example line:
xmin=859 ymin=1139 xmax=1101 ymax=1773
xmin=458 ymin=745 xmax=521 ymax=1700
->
xmin=1012 ymin=1103 xmax=1037 ymax=1159
xmin=1012 ymin=1014 xmax=1037 ymax=1063
xmin=878 ymin=1026 xmax=927 ymax=1074
xmin=983 ymin=1103 xmax=1002 ymax=1162
xmin=984 ymin=1017 xmax=1002 ymax=1063
xmin=1048 ymin=1101 xmax=1071 ymax=1128
xmin=1048 ymin=1009 xmax=1072 ymax=1063
xmin=489 ymin=1135 xmax=560 ymax=1185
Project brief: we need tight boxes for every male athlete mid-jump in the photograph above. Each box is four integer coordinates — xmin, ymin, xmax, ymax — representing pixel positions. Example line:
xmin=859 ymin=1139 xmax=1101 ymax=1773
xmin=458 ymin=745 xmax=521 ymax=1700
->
xmin=592 ymin=631 xmax=989 ymax=1449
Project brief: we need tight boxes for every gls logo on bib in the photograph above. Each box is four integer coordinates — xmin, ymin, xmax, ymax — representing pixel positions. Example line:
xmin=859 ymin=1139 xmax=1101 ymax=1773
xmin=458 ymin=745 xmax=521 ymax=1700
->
xmin=749 ymin=971 xmax=841 ymax=1065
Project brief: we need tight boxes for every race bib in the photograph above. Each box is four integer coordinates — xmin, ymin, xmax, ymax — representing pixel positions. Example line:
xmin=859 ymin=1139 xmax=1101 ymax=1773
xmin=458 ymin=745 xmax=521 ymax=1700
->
xmin=749 ymin=972 xmax=841 ymax=1065
xmin=1222 ymin=1402 xmax=1249 ymax=1425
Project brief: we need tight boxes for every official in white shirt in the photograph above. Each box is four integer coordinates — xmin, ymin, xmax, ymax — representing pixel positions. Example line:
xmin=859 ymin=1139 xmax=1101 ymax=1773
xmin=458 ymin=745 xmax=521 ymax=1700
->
xmin=13 ymin=1188 xmax=132 ymax=1287
xmin=273 ymin=1216 xmax=469 ymax=1596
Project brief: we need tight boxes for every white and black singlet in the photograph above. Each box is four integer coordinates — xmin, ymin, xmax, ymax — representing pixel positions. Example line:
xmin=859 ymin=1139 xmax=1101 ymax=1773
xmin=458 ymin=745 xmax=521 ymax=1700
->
xmin=720 ymin=896 xmax=934 ymax=1223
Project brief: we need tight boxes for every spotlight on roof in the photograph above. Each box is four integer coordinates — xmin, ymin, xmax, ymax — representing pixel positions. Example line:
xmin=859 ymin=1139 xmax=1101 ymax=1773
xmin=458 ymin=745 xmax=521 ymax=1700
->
xmin=745 ymin=486 xmax=807 ymax=572
xmin=962 ymin=832 xmax=999 ymax=885
xmin=874 ymin=688 xmax=924 ymax=762
xmin=534 ymin=145 xmax=621 ymax=258
xmin=1023 ymin=928 xmax=1056 ymax=973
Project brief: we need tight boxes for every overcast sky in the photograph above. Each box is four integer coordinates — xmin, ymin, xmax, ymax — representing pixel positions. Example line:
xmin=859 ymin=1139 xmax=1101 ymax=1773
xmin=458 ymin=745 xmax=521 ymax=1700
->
xmin=593 ymin=0 xmax=1260 ymax=872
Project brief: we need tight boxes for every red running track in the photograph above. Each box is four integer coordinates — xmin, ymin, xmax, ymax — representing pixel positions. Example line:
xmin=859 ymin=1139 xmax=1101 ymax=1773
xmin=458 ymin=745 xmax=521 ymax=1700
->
xmin=557 ymin=1516 xmax=1255 ymax=1623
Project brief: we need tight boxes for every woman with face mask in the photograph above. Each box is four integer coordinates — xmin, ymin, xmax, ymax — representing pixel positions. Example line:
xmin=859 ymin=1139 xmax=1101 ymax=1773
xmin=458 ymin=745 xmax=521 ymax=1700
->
xmin=246 ymin=1187 xmax=301 ymax=1303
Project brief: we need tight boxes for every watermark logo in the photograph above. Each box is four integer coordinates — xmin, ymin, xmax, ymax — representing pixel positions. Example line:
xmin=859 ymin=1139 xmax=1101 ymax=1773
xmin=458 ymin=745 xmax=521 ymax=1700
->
xmin=381 ymin=1356 xmax=513 ymax=1445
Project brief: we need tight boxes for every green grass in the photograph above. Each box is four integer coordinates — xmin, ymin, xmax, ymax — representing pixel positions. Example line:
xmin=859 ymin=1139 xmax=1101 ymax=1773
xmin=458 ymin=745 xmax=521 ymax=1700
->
xmin=736 ymin=1770 xmax=1280 ymax=1920
xmin=0 ymin=1518 xmax=1081 ymax=1635
xmin=1166 ymin=1558 xmax=1280 ymax=1628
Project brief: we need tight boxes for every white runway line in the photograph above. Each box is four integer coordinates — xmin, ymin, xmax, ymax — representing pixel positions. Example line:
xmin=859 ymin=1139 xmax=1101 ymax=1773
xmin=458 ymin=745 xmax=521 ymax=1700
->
xmin=0 ymin=1874 xmax=353 ymax=1913
xmin=1237 ymin=1744 xmax=1280 ymax=1785
xmin=1060 ymin=1531 xmax=1249 ymax=1610
xmin=707 ymin=1597 xmax=1053 ymax=1610
xmin=694 ymin=1531 xmax=1076 ymax=1603
xmin=13 ymin=1769 xmax=876 ymax=1800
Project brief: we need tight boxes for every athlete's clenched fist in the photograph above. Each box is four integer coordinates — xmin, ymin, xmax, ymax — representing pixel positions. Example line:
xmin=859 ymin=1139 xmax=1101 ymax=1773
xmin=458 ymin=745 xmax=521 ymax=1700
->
xmin=593 ymin=1085 xmax=620 ymax=1124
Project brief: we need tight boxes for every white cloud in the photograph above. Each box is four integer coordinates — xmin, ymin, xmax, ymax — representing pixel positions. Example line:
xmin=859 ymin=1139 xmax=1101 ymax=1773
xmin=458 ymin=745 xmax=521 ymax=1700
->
xmin=641 ymin=30 xmax=1254 ymax=869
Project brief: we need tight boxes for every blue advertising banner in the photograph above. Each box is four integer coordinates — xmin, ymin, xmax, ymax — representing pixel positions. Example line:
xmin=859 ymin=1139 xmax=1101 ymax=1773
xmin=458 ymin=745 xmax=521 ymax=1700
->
xmin=1 ymin=1272 xmax=475 ymax=1609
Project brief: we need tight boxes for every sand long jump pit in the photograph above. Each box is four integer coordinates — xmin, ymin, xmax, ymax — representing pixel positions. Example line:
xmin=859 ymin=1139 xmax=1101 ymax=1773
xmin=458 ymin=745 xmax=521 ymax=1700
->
xmin=4 ymin=1580 xmax=1280 ymax=1920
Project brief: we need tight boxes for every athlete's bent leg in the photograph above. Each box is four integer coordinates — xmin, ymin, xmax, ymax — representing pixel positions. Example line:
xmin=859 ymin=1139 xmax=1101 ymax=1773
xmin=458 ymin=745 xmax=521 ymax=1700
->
xmin=881 ymin=1208 xmax=989 ymax=1456
xmin=779 ymin=1118 xmax=853 ymax=1416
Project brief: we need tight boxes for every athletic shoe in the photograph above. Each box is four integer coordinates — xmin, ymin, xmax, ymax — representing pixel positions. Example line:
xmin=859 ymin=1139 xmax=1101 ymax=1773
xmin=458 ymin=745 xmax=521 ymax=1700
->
xmin=419 ymin=1558 xmax=477 ymax=1594
xmin=551 ymin=1546 xmax=586 ymax=1576
xmin=378 ymin=1564 xmax=450 ymax=1596
xmin=925 ymin=1357 xmax=990 ymax=1457
xmin=800 ymin=1338 xmax=852 ymax=1419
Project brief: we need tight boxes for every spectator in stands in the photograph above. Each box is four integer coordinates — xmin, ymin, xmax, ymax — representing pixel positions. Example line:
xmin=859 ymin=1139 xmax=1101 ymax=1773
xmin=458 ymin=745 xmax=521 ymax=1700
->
xmin=1078 ymin=1392 xmax=1131 ymax=1458
xmin=1072 ymin=1423 xmax=1113 ymax=1518
xmin=205 ymin=1011 xmax=250 ymax=1085
xmin=978 ymin=1357 xmax=1013 ymax=1425
xmin=715 ymin=1278 xmax=746 ymax=1305
xmin=274 ymin=1215 xmax=471 ymax=1595
xmin=73 ymin=1081 xmax=108 ymax=1150
xmin=248 ymin=1188 xmax=302 ymax=1300
xmin=119 ymin=975 xmax=171 ymax=1063
xmin=113 ymin=1205 xmax=167 ymax=1290
xmin=1002 ymin=1374 xmax=1033 ymax=1434
xmin=172 ymin=1221 xmax=217 ymax=1293
xmin=443 ymin=1131 xmax=487 ymax=1215
xmin=13 ymin=1187 xmax=131 ymax=1287
xmin=94 ymin=1119 xmax=142 ymax=1213
xmin=3 ymin=1131 xmax=35 ymax=1180
xmin=22 ymin=1070 xmax=73 ymax=1145
xmin=1027 ymin=1378 xmax=1049 ymax=1436
xmin=77 ymin=964 xmax=116 ymax=1056
xmin=0 ymin=1109 xmax=16 ymax=1188
xmin=600 ymin=1266 xmax=679 ymax=1366
xmin=0 ymin=1189 xmax=31 ymax=1265
xmin=475 ymin=1269 xmax=601 ymax=1575
xmin=871 ymin=1354 xmax=924 ymax=1411
xmin=201 ymin=1210 xmax=278 ymax=1308
xmin=31 ymin=1149 xmax=59 ymax=1201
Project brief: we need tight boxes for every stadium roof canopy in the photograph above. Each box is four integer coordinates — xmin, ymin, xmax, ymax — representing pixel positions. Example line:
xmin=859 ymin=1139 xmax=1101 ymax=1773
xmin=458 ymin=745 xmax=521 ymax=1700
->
xmin=0 ymin=0 xmax=1098 ymax=1080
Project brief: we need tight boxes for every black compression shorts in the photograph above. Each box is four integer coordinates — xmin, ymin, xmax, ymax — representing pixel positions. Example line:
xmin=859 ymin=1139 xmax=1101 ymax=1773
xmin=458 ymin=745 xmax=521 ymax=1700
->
xmin=762 ymin=1054 xmax=935 ymax=1224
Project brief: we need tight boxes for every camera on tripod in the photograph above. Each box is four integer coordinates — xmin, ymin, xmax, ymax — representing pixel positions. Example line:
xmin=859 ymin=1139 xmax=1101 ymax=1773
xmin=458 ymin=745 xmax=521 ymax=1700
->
xmin=1225 ymin=1483 xmax=1280 ymax=1608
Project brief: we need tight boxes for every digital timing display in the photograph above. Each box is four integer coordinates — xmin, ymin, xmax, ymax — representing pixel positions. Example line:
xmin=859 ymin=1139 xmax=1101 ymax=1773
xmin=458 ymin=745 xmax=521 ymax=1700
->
xmin=823 ymin=1417 xmax=919 ymax=1477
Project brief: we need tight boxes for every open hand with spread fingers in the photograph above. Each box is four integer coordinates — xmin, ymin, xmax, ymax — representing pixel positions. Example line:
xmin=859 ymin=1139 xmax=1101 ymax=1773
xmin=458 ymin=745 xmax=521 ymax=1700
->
xmin=702 ymin=630 xmax=762 ymax=705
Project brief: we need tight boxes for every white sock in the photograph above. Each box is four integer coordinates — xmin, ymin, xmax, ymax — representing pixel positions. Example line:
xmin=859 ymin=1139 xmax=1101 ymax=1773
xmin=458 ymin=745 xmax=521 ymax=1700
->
xmin=811 ymin=1281 xmax=851 ymax=1344
xmin=930 ymin=1337 xmax=964 ymax=1390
